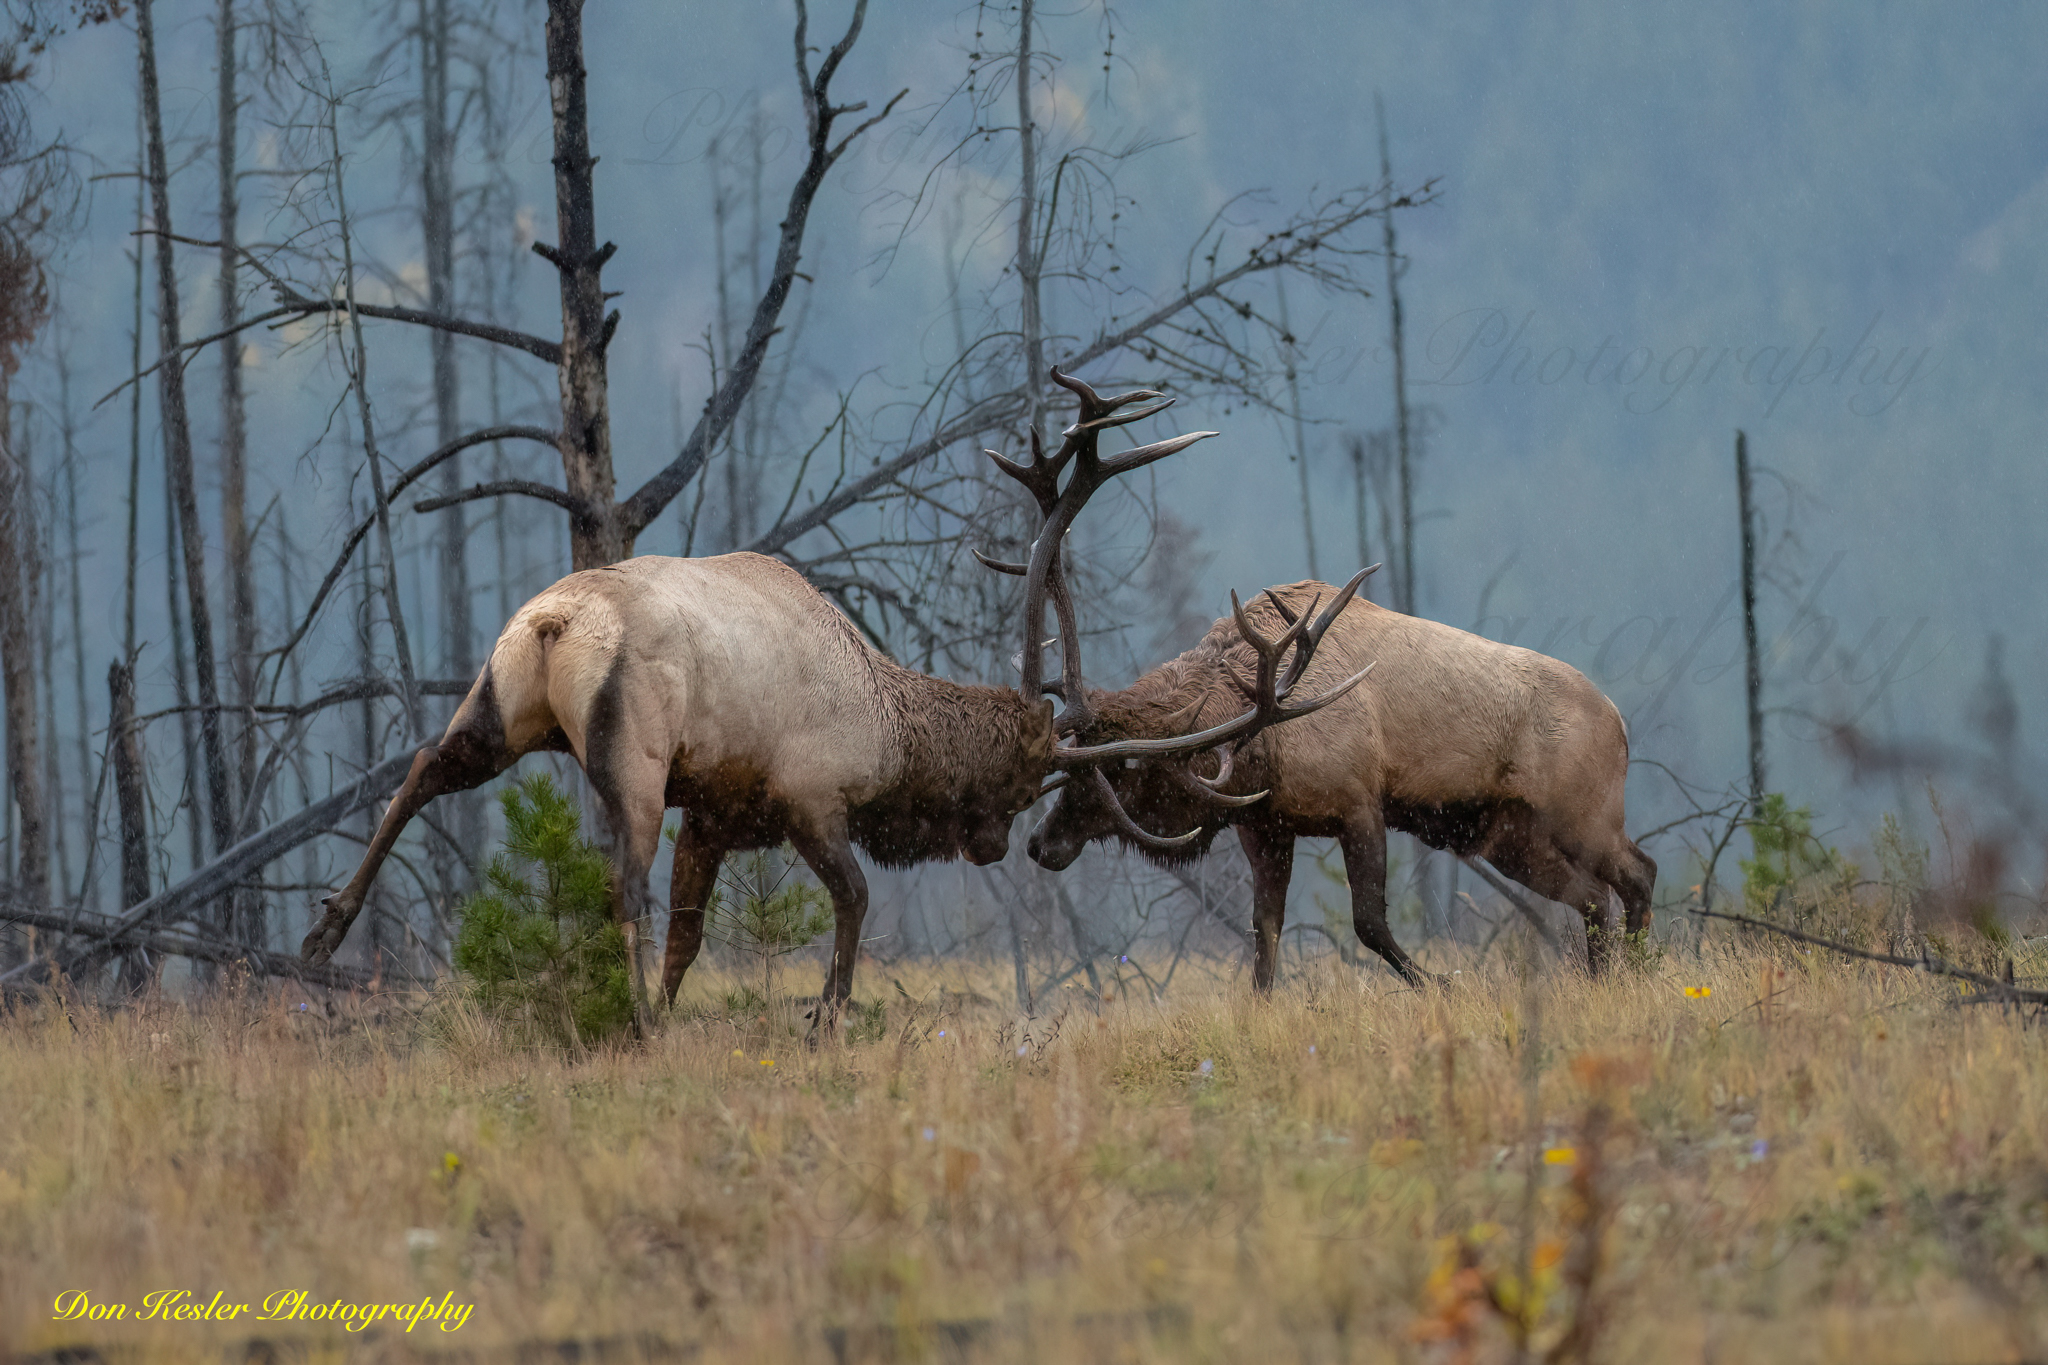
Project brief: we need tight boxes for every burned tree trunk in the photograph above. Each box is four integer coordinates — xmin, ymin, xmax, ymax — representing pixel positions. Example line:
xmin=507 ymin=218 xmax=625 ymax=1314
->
xmin=0 ymin=386 xmax=45 ymax=910
xmin=139 ymin=0 xmax=236 ymax=878
xmin=1736 ymin=429 xmax=1766 ymax=813
xmin=536 ymin=0 xmax=617 ymax=570
xmin=216 ymin=0 xmax=262 ymax=945
xmin=107 ymin=658 xmax=151 ymax=951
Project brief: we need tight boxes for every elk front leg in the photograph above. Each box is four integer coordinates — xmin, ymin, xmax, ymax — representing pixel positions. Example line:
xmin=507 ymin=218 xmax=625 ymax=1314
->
xmin=302 ymin=729 xmax=511 ymax=965
xmin=1237 ymin=823 xmax=1295 ymax=994
xmin=662 ymin=810 xmax=725 ymax=1005
xmin=786 ymin=812 xmax=868 ymax=1042
xmin=1338 ymin=810 xmax=1429 ymax=985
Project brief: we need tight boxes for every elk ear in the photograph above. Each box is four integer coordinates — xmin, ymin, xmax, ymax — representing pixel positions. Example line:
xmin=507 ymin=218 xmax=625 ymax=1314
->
xmin=1036 ymin=697 xmax=1056 ymax=728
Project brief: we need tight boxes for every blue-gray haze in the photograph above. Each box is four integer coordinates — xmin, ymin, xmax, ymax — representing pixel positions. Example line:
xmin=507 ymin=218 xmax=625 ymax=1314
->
xmin=18 ymin=1 xmax=2047 ymax=940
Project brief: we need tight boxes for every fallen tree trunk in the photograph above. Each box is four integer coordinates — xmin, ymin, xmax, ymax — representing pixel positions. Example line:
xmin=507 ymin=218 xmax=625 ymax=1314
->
xmin=0 ymin=750 xmax=414 ymax=988
xmin=0 ymin=900 xmax=376 ymax=994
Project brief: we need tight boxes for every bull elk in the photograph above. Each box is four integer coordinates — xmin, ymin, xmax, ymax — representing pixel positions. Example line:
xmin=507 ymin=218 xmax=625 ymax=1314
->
xmin=1027 ymin=583 xmax=1656 ymax=986
xmin=300 ymin=370 xmax=1367 ymax=1033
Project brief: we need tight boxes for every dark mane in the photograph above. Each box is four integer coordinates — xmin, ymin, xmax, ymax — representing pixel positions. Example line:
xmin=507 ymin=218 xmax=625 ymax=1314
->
xmin=846 ymin=665 xmax=1044 ymax=867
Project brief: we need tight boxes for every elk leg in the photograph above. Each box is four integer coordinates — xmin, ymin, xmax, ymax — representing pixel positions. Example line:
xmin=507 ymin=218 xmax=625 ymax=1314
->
xmin=1487 ymin=838 xmax=1618 ymax=974
xmin=662 ymin=810 xmax=725 ymax=1005
xmin=1602 ymin=840 xmax=1658 ymax=938
xmin=786 ymin=813 xmax=868 ymax=1041
xmin=587 ymin=743 xmax=670 ymax=1030
xmin=1238 ymin=823 xmax=1294 ymax=994
xmin=301 ymin=726 xmax=512 ymax=965
xmin=1338 ymin=813 xmax=1428 ymax=985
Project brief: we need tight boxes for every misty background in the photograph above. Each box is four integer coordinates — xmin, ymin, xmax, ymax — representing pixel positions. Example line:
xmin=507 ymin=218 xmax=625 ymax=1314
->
xmin=4 ymin=0 xmax=2042 ymax=977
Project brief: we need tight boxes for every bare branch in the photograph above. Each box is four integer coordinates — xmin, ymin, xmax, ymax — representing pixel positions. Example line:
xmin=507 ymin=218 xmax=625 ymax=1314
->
xmin=414 ymin=478 xmax=585 ymax=515
xmin=1691 ymin=907 xmax=2045 ymax=1006
xmin=617 ymin=0 xmax=902 ymax=536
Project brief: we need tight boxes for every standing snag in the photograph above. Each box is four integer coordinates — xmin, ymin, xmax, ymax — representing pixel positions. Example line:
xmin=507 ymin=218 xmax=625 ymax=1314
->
xmin=1029 ymin=584 xmax=1656 ymax=985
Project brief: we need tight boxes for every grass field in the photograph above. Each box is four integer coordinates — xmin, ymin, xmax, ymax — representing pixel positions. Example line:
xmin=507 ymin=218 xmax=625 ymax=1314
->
xmin=3 ymin=932 xmax=2046 ymax=1365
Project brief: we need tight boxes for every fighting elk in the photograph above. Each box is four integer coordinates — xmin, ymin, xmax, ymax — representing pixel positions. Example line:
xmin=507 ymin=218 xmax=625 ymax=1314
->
xmin=301 ymin=370 xmax=1368 ymax=1032
xmin=1028 ymin=583 xmax=1656 ymax=986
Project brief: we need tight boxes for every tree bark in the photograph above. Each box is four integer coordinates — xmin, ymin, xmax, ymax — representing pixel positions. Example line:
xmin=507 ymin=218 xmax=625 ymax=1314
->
xmin=1737 ymin=429 xmax=1766 ymax=813
xmin=0 ymin=383 xmax=46 ymax=909
xmin=217 ymin=0 xmax=262 ymax=946
xmin=1377 ymin=95 xmax=1416 ymax=617
xmin=140 ymin=0 xmax=236 ymax=877
xmin=108 ymin=661 xmax=150 ymax=914
xmin=419 ymin=0 xmax=470 ymax=674
xmin=539 ymin=0 xmax=617 ymax=569
xmin=417 ymin=0 xmax=474 ymax=939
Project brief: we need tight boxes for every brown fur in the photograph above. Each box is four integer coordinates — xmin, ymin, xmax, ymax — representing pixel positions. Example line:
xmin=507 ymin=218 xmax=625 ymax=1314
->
xmin=1030 ymin=582 xmax=1656 ymax=985
xmin=301 ymin=553 xmax=1052 ymax=1033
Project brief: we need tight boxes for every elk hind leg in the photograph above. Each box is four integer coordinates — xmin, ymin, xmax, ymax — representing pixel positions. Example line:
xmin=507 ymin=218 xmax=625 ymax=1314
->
xmin=302 ymin=723 xmax=513 ymax=965
xmin=588 ymin=748 xmax=670 ymax=1027
xmin=1602 ymin=840 xmax=1657 ymax=938
xmin=662 ymin=810 xmax=726 ymax=1005
xmin=1487 ymin=835 xmax=1619 ymax=974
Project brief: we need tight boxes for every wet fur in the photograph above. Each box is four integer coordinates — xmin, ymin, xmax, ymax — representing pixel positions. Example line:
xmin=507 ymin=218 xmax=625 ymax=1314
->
xmin=1032 ymin=582 xmax=1656 ymax=984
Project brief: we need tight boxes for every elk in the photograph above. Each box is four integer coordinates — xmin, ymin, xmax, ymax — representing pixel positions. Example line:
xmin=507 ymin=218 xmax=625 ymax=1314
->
xmin=1027 ymin=583 xmax=1656 ymax=987
xmin=300 ymin=370 xmax=1367 ymax=1033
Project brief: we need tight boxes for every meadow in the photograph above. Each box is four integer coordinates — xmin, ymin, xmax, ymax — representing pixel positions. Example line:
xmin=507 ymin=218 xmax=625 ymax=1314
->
xmin=3 ymin=930 xmax=2045 ymax=1365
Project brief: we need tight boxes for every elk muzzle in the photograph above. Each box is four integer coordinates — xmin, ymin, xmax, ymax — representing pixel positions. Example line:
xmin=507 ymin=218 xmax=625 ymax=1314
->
xmin=1026 ymin=810 xmax=1087 ymax=871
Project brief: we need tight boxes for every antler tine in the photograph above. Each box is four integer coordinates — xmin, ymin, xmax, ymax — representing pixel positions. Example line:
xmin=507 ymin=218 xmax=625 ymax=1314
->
xmin=1048 ymin=365 xmax=1109 ymax=415
xmin=1085 ymin=767 xmax=1204 ymax=850
xmin=1097 ymin=430 xmax=1219 ymax=479
xmin=1263 ymin=589 xmax=1300 ymax=627
xmin=973 ymin=546 xmax=1028 ymax=576
xmin=1053 ymin=568 xmax=1378 ymax=770
xmin=1197 ymin=743 xmax=1238 ymax=791
xmin=1281 ymin=565 xmax=1379 ymax=692
xmin=1051 ymin=659 xmax=1377 ymax=768
xmin=1167 ymin=761 xmax=1268 ymax=808
xmin=1068 ymin=398 xmax=1176 ymax=434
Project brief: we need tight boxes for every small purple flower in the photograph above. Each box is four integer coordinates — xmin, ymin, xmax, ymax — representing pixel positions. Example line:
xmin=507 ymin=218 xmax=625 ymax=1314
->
xmin=936 ymin=1030 xmax=945 ymax=1037
xmin=922 ymin=1126 xmax=935 ymax=1142
xmin=1199 ymin=1058 xmax=1214 ymax=1076
xmin=1750 ymin=1139 xmax=1769 ymax=1160
xmin=1017 ymin=1044 xmax=1029 ymax=1056
xmin=1308 ymin=1045 xmax=1317 ymax=1056
xmin=296 ymin=1002 xmax=309 ymax=1012
xmin=1119 ymin=955 xmax=1129 ymax=963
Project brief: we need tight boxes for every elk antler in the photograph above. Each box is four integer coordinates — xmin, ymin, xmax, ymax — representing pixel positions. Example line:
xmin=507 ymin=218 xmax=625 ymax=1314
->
xmin=1049 ymin=563 xmax=1379 ymax=771
xmin=1040 ymin=565 xmax=1379 ymax=852
xmin=979 ymin=367 xmax=1218 ymax=736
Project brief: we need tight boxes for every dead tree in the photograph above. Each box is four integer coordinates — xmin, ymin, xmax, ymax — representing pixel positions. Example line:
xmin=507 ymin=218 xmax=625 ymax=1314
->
xmin=0 ymin=42 xmax=55 ymax=918
xmin=138 ymin=0 xmax=237 ymax=883
xmin=215 ymin=0 xmax=262 ymax=946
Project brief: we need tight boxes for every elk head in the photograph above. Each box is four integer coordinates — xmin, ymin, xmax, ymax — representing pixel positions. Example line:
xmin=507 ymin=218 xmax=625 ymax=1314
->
xmin=1026 ymin=570 xmax=1377 ymax=870
xmin=980 ymin=369 xmax=1374 ymax=858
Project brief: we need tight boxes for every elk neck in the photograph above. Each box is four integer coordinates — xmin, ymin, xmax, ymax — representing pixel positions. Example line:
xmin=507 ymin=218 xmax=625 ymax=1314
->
xmin=844 ymin=660 xmax=1052 ymax=867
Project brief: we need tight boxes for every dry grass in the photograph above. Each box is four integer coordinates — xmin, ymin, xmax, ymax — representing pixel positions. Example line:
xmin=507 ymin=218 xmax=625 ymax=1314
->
xmin=3 ymin=932 xmax=2046 ymax=1365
